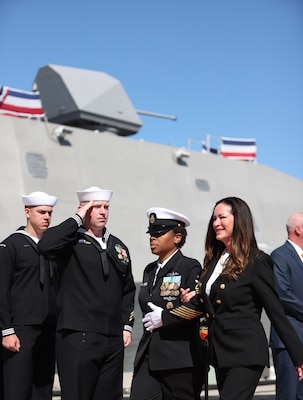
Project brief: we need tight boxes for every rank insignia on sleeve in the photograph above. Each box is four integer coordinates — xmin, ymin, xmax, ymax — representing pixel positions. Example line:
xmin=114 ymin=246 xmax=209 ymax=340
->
xmin=78 ymin=239 xmax=91 ymax=245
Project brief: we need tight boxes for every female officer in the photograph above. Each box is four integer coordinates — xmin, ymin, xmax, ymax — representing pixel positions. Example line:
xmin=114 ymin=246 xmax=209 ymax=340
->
xmin=130 ymin=207 xmax=205 ymax=400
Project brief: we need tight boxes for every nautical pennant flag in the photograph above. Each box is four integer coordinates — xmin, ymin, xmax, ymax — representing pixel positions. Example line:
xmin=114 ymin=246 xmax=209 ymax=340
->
xmin=220 ymin=137 xmax=257 ymax=161
xmin=0 ymin=86 xmax=45 ymax=118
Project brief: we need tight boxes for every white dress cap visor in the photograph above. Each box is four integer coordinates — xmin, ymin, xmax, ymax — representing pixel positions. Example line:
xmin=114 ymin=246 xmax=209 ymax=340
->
xmin=22 ymin=191 xmax=58 ymax=207
xmin=146 ymin=207 xmax=190 ymax=227
xmin=77 ymin=186 xmax=113 ymax=202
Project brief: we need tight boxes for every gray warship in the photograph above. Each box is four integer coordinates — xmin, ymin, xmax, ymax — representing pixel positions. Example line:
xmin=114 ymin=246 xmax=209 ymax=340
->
xmin=1 ymin=65 xmax=302 ymax=393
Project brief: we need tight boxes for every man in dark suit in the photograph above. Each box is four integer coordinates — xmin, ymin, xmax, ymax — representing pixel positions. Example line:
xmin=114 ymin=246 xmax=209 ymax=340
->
xmin=270 ymin=212 xmax=303 ymax=400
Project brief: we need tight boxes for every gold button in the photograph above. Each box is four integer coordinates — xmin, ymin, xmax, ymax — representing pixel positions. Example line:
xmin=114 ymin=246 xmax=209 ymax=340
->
xmin=220 ymin=284 xmax=225 ymax=289
xmin=205 ymin=313 xmax=209 ymax=318
xmin=200 ymin=298 xmax=204 ymax=303
xmin=216 ymin=299 xmax=222 ymax=304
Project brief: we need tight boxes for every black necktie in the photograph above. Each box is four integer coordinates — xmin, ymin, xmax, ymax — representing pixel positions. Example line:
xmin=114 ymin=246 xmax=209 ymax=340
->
xmin=100 ymin=250 xmax=109 ymax=280
xmin=39 ymin=255 xmax=45 ymax=285
xmin=39 ymin=255 xmax=54 ymax=285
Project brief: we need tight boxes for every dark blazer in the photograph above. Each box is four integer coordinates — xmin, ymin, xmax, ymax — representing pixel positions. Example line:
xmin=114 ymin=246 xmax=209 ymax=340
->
xmin=270 ymin=240 xmax=303 ymax=348
xmin=201 ymin=251 xmax=303 ymax=369
xmin=134 ymin=250 xmax=203 ymax=371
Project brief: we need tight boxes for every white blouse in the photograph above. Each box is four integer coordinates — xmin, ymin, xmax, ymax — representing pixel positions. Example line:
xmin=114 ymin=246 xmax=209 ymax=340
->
xmin=205 ymin=250 xmax=229 ymax=296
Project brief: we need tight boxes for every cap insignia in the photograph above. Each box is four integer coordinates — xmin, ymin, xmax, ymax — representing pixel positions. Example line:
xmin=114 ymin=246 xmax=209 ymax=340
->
xmin=149 ymin=213 xmax=156 ymax=225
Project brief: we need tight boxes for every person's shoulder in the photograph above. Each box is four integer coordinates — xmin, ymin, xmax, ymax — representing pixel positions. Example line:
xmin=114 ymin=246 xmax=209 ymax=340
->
xmin=145 ymin=261 xmax=157 ymax=273
xmin=108 ymin=234 xmax=131 ymax=256
xmin=249 ymin=252 xmax=277 ymax=290
xmin=180 ymin=253 xmax=202 ymax=267
xmin=251 ymin=250 xmax=274 ymax=271
xmin=271 ymin=241 xmax=289 ymax=257
xmin=246 ymin=252 xmax=274 ymax=286
xmin=0 ymin=237 xmax=9 ymax=248
xmin=0 ymin=228 xmax=26 ymax=245
xmin=109 ymin=233 xmax=128 ymax=247
xmin=255 ymin=249 xmax=271 ymax=260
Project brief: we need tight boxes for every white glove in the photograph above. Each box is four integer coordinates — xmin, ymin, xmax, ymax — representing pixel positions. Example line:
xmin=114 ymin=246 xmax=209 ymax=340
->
xmin=142 ymin=302 xmax=163 ymax=331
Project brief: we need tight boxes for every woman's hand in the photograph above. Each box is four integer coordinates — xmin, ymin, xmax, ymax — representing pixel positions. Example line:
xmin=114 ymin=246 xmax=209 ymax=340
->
xmin=180 ymin=288 xmax=196 ymax=303
xmin=296 ymin=365 xmax=303 ymax=381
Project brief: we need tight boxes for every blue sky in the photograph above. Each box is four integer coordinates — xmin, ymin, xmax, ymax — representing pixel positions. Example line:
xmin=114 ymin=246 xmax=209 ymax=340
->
xmin=1 ymin=0 xmax=302 ymax=180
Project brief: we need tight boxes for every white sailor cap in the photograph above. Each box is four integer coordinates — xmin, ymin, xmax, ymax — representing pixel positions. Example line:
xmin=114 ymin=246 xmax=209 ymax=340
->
xmin=77 ymin=186 xmax=113 ymax=202
xmin=146 ymin=207 xmax=190 ymax=234
xmin=22 ymin=191 xmax=58 ymax=207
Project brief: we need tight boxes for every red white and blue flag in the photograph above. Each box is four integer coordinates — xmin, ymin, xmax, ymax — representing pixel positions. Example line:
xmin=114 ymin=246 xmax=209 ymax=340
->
xmin=220 ymin=137 xmax=257 ymax=161
xmin=0 ymin=86 xmax=44 ymax=118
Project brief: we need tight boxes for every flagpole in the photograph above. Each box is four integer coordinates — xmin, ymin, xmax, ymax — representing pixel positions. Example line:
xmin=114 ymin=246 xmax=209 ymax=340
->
xmin=205 ymin=133 xmax=210 ymax=153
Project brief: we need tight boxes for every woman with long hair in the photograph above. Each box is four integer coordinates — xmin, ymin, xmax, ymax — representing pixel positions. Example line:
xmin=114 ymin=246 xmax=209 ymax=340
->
xmin=145 ymin=197 xmax=303 ymax=400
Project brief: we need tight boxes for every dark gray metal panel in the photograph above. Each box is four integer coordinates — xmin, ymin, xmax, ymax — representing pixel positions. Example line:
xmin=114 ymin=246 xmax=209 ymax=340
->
xmin=33 ymin=66 xmax=77 ymax=120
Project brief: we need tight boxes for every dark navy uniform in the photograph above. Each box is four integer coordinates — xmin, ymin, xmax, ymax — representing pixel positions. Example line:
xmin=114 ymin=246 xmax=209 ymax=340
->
xmin=0 ymin=229 xmax=57 ymax=400
xmin=131 ymin=250 xmax=205 ymax=400
xmin=38 ymin=215 xmax=135 ymax=400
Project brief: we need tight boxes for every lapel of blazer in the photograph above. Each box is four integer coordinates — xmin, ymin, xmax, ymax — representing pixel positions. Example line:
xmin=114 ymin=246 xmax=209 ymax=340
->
xmin=201 ymin=258 xmax=219 ymax=290
xmin=285 ymin=240 xmax=303 ymax=265
xmin=147 ymin=261 xmax=158 ymax=293
xmin=200 ymin=258 xmax=219 ymax=316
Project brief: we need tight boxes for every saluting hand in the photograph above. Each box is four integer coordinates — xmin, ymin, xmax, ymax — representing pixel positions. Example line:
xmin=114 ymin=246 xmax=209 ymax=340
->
xmin=76 ymin=200 xmax=94 ymax=223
